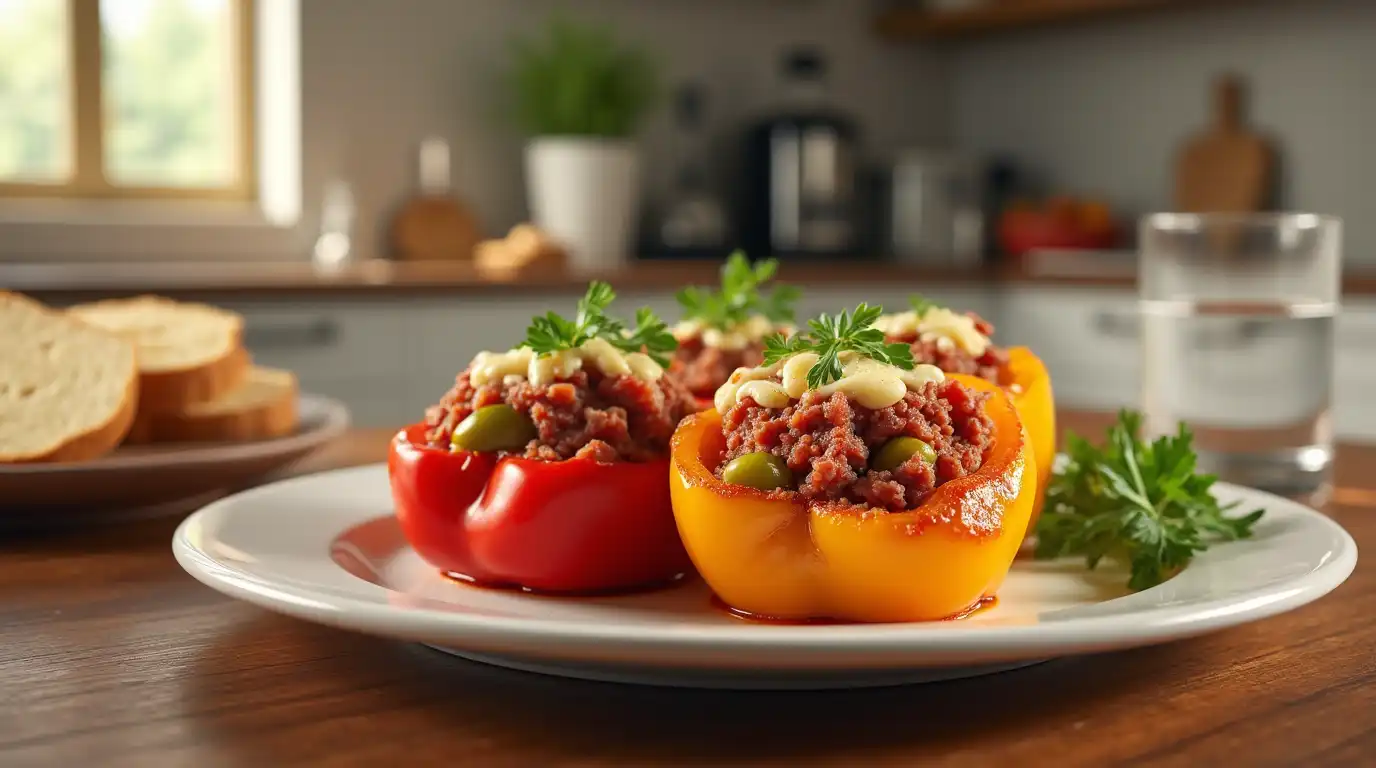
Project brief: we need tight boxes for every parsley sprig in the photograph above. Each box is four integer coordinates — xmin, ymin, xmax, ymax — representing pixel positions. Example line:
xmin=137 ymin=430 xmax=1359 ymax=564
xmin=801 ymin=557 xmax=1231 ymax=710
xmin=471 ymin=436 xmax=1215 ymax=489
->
xmin=763 ymin=304 xmax=915 ymax=389
xmin=908 ymin=294 xmax=942 ymax=316
xmin=676 ymin=251 xmax=800 ymax=331
xmin=1035 ymin=410 xmax=1265 ymax=591
xmin=522 ymin=281 xmax=677 ymax=366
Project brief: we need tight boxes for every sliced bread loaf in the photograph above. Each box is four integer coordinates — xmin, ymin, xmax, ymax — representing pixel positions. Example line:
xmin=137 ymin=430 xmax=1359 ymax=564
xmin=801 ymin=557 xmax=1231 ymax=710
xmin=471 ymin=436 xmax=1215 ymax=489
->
xmin=0 ymin=292 xmax=139 ymax=463
xmin=69 ymin=296 xmax=249 ymax=411
xmin=125 ymin=366 xmax=299 ymax=444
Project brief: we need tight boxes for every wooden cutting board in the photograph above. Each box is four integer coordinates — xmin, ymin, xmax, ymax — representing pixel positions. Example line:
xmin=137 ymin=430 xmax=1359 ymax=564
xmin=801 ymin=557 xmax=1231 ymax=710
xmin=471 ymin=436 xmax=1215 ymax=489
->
xmin=1174 ymin=74 xmax=1275 ymax=214
xmin=389 ymin=138 xmax=484 ymax=261
xmin=389 ymin=195 xmax=482 ymax=261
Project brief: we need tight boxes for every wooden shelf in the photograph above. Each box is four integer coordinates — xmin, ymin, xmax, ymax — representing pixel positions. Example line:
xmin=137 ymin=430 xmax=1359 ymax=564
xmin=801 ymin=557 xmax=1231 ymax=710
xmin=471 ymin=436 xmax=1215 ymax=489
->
xmin=876 ymin=0 xmax=1216 ymax=41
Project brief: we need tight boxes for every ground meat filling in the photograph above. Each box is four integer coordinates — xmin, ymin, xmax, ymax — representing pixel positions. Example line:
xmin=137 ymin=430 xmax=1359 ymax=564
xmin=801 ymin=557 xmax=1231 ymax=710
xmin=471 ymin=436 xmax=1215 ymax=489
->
xmin=889 ymin=313 xmax=1009 ymax=383
xmin=671 ymin=336 xmax=765 ymax=399
xmin=717 ymin=378 xmax=995 ymax=513
xmin=425 ymin=366 xmax=696 ymax=462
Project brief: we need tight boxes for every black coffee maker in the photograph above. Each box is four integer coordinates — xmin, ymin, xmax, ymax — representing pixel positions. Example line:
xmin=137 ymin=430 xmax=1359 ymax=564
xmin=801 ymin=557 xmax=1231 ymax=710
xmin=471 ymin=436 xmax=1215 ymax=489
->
xmin=739 ymin=47 xmax=862 ymax=260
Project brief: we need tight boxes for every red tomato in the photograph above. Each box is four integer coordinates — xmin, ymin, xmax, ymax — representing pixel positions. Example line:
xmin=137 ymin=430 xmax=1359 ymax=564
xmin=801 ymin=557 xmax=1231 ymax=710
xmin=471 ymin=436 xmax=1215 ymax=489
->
xmin=388 ymin=425 xmax=692 ymax=593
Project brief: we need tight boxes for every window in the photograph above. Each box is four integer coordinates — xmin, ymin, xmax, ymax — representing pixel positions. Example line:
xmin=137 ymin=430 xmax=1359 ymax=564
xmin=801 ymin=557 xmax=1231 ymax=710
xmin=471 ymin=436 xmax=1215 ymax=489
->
xmin=0 ymin=0 xmax=254 ymax=200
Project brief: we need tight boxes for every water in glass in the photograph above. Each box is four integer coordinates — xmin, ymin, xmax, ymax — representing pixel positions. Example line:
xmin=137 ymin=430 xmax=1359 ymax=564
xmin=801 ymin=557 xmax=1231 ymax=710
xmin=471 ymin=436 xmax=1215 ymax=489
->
xmin=1141 ymin=297 xmax=1335 ymax=496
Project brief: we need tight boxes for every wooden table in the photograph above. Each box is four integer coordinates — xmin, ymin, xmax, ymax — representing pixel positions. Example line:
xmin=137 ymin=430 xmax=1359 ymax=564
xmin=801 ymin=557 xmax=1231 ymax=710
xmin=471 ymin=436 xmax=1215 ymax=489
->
xmin=3 ymin=415 xmax=1373 ymax=767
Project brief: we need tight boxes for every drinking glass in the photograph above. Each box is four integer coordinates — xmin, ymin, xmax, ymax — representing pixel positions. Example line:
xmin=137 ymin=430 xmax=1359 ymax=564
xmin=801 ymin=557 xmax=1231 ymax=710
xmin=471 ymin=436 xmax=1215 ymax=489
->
xmin=1139 ymin=213 xmax=1341 ymax=498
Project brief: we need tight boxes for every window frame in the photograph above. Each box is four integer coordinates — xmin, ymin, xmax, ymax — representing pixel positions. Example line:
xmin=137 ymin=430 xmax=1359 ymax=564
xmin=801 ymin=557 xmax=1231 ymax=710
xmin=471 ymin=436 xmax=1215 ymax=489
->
xmin=0 ymin=0 xmax=257 ymax=201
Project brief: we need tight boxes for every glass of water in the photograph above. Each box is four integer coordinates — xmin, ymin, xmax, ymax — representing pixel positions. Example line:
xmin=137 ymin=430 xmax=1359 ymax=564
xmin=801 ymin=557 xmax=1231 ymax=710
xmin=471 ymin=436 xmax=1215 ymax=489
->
xmin=1140 ymin=213 xmax=1341 ymax=498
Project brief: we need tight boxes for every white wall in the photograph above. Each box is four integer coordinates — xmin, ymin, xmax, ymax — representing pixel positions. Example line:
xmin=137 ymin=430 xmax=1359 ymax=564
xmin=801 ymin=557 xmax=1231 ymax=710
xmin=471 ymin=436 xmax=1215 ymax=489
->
xmin=952 ymin=0 xmax=1376 ymax=263
xmin=299 ymin=0 xmax=949 ymax=259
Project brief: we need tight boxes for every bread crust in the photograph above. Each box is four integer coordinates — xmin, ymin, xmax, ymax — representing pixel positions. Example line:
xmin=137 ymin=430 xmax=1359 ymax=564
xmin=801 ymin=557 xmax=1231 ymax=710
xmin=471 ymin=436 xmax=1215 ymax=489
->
xmin=137 ymin=341 xmax=251 ymax=413
xmin=68 ymin=296 xmax=250 ymax=411
xmin=124 ymin=369 xmax=299 ymax=444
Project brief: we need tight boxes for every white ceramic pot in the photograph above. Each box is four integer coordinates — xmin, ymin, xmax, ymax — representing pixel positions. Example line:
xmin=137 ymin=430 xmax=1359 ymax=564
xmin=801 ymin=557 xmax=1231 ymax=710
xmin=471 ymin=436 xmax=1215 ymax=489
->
xmin=525 ymin=137 xmax=640 ymax=271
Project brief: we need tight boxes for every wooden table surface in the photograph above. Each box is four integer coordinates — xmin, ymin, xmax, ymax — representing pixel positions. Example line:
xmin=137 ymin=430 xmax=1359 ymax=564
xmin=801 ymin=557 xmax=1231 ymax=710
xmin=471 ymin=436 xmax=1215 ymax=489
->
xmin=2 ymin=414 xmax=1373 ymax=767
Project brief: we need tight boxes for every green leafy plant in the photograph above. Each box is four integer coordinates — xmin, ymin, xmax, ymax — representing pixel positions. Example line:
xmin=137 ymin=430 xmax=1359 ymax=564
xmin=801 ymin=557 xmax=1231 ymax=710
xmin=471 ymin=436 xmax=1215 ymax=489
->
xmin=505 ymin=18 xmax=659 ymax=137
xmin=763 ymin=304 xmax=915 ymax=389
xmin=1035 ymin=410 xmax=1265 ymax=591
xmin=522 ymin=281 xmax=676 ymax=366
xmin=675 ymin=251 xmax=800 ymax=331
xmin=908 ymin=294 xmax=942 ymax=316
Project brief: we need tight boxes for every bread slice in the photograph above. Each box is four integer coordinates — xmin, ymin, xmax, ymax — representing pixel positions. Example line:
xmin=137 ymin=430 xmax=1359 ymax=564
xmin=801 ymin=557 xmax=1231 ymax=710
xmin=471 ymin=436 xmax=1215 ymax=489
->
xmin=0 ymin=292 xmax=139 ymax=462
xmin=125 ymin=366 xmax=299 ymax=444
xmin=68 ymin=296 xmax=248 ymax=411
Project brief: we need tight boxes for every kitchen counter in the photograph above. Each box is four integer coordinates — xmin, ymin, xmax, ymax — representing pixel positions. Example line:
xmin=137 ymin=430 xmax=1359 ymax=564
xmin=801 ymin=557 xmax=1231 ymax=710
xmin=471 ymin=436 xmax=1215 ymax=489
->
xmin=10 ymin=257 xmax=1376 ymax=300
xmin=3 ymin=258 xmax=1106 ymax=300
xmin=9 ymin=255 xmax=1376 ymax=300
xmin=2 ymin=413 xmax=1373 ymax=765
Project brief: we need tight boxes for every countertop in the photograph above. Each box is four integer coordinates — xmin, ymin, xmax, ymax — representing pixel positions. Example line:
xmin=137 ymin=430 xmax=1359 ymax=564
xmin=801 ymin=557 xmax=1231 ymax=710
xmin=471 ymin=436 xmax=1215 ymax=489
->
xmin=8 ymin=256 xmax=1376 ymax=301
xmin=4 ymin=257 xmax=1129 ymax=300
xmin=2 ymin=413 xmax=1373 ymax=766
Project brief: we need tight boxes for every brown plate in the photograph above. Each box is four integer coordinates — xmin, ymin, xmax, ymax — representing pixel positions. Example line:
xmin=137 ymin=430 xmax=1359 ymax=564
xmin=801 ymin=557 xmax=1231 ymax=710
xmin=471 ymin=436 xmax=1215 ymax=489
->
xmin=0 ymin=394 xmax=350 ymax=514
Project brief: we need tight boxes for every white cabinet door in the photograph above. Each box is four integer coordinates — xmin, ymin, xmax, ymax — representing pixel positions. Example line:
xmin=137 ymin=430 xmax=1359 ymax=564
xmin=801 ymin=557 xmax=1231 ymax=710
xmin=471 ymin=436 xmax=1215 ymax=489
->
xmin=225 ymin=300 xmax=412 ymax=428
xmin=1336 ymin=301 xmax=1376 ymax=443
xmin=221 ymin=301 xmax=407 ymax=383
xmin=999 ymin=287 xmax=1139 ymax=410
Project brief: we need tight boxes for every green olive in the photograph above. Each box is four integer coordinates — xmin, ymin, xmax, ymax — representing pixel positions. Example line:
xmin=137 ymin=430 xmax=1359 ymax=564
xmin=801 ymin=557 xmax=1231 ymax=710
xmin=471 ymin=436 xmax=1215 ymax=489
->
xmin=871 ymin=437 xmax=938 ymax=472
xmin=721 ymin=452 xmax=794 ymax=491
xmin=450 ymin=404 xmax=538 ymax=452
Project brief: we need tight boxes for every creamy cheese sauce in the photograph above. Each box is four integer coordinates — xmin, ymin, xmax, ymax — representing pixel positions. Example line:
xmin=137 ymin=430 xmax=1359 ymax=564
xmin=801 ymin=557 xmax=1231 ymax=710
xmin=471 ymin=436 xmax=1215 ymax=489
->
xmin=874 ymin=307 xmax=990 ymax=356
xmin=470 ymin=337 xmax=663 ymax=388
xmin=714 ymin=351 xmax=945 ymax=412
xmin=673 ymin=315 xmax=786 ymax=351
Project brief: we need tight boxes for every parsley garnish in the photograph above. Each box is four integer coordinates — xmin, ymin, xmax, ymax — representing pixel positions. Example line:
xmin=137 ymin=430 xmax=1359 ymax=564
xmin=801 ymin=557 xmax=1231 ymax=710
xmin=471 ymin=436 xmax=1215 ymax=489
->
xmin=1034 ymin=410 xmax=1265 ymax=591
xmin=522 ymin=281 xmax=677 ymax=367
xmin=623 ymin=307 xmax=677 ymax=366
xmin=675 ymin=251 xmax=800 ymax=331
xmin=762 ymin=304 xmax=915 ymax=389
xmin=909 ymin=294 xmax=942 ymax=315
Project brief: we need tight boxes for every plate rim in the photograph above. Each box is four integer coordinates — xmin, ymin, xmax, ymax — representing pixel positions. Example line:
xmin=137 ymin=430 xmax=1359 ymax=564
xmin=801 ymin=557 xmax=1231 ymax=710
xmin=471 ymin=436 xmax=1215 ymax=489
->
xmin=0 ymin=393 xmax=351 ymax=475
xmin=171 ymin=462 xmax=1359 ymax=657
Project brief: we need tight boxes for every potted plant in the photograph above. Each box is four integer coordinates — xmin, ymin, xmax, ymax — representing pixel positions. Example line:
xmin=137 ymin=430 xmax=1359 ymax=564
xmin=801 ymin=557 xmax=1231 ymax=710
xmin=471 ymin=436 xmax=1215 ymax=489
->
xmin=507 ymin=19 xmax=658 ymax=271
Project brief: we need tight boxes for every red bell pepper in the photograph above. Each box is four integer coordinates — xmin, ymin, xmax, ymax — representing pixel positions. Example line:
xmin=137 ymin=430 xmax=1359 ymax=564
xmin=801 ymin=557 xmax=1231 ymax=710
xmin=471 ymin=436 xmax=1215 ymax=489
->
xmin=389 ymin=425 xmax=692 ymax=593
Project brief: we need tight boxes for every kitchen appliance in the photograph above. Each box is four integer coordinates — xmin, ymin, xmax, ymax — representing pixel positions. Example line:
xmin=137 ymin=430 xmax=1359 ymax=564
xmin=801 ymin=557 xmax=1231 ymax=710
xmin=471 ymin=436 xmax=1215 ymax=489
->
xmin=650 ymin=82 xmax=730 ymax=259
xmin=741 ymin=48 xmax=861 ymax=259
xmin=887 ymin=150 xmax=983 ymax=264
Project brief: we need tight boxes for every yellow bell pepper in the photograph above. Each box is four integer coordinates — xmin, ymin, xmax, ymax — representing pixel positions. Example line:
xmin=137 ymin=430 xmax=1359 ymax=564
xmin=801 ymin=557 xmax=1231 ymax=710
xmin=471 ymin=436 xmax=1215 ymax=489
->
xmin=669 ymin=374 xmax=1036 ymax=623
xmin=1004 ymin=346 xmax=1055 ymax=522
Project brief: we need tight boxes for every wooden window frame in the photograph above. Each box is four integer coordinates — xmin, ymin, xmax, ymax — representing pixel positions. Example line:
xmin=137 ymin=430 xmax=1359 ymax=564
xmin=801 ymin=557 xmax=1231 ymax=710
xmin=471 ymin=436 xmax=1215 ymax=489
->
xmin=0 ymin=0 xmax=256 ymax=200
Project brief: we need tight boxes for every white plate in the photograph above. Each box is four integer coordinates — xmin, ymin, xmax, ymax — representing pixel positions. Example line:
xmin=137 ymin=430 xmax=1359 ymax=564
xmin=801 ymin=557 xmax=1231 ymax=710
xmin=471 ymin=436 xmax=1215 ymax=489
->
xmin=173 ymin=463 xmax=1357 ymax=689
xmin=0 ymin=394 xmax=349 ymax=514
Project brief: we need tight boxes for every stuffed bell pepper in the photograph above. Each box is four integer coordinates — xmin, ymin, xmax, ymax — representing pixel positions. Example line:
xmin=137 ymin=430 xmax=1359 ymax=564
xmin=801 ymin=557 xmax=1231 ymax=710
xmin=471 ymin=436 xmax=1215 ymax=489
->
xmin=670 ymin=304 xmax=1036 ymax=623
xmin=391 ymin=282 xmax=697 ymax=593
xmin=876 ymin=296 xmax=1054 ymax=519
xmin=670 ymin=251 xmax=798 ymax=407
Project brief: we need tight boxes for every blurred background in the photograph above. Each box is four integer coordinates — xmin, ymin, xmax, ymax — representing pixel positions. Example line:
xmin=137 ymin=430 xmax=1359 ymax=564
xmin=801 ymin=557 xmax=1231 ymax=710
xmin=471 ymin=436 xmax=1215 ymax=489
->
xmin=2 ymin=0 xmax=1373 ymax=434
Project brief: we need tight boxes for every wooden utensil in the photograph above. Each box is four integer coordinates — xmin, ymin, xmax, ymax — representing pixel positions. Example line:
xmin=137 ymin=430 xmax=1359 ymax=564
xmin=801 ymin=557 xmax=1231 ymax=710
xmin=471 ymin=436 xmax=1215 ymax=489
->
xmin=1174 ymin=74 xmax=1275 ymax=214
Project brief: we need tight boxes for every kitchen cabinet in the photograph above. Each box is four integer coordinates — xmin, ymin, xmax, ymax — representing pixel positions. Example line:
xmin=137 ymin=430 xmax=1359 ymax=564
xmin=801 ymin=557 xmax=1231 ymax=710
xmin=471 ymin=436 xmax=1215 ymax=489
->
xmin=219 ymin=299 xmax=417 ymax=427
xmin=1336 ymin=301 xmax=1376 ymax=440
xmin=222 ymin=287 xmax=1376 ymax=445
xmin=996 ymin=287 xmax=1140 ymax=411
